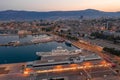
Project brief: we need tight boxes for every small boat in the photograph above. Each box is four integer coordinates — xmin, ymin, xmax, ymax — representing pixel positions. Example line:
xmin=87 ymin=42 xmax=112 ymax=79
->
xmin=8 ymin=41 xmax=20 ymax=44
xmin=65 ymin=40 xmax=71 ymax=47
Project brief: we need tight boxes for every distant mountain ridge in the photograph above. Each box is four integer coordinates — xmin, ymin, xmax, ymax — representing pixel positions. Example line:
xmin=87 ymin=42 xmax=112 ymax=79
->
xmin=0 ymin=9 xmax=120 ymax=21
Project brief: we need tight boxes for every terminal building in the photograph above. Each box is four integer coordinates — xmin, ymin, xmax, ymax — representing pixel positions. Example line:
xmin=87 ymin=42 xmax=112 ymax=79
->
xmin=23 ymin=47 xmax=118 ymax=80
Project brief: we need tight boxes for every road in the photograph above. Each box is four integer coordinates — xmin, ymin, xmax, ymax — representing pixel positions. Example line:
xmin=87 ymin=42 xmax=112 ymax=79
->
xmin=72 ymin=40 xmax=120 ymax=73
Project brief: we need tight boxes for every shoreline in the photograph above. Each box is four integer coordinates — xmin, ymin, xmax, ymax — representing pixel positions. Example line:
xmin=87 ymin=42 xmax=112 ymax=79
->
xmin=0 ymin=34 xmax=55 ymax=47
xmin=0 ymin=33 xmax=104 ymax=65
xmin=0 ymin=41 xmax=77 ymax=65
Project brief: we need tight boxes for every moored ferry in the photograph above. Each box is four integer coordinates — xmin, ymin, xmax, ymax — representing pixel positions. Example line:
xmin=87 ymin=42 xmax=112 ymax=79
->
xmin=36 ymin=46 xmax=82 ymax=57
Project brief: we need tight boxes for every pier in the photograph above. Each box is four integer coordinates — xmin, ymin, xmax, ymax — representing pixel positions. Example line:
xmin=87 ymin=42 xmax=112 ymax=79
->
xmin=0 ymin=34 xmax=55 ymax=47
xmin=0 ymin=40 xmax=53 ymax=47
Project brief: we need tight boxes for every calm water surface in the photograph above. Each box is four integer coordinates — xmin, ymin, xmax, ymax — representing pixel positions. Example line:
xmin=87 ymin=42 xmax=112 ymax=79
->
xmin=0 ymin=35 xmax=77 ymax=64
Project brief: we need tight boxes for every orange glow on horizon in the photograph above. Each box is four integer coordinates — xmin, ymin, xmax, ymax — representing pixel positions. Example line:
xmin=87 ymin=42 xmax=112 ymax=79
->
xmin=0 ymin=0 xmax=120 ymax=12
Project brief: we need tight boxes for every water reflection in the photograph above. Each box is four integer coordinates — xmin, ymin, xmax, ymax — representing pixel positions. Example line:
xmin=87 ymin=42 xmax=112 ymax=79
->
xmin=0 ymin=35 xmax=77 ymax=64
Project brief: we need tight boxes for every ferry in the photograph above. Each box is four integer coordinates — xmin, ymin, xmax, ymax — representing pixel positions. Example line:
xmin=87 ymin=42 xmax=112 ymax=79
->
xmin=36 ymin=46 xmax=82 ymax=57
xmin=31 ymin=35 xmax=53 ymax=43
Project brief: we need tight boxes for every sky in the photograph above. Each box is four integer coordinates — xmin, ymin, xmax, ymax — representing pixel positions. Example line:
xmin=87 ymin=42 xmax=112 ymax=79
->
xmin=0 ymin=0 xmax=120 ymax=12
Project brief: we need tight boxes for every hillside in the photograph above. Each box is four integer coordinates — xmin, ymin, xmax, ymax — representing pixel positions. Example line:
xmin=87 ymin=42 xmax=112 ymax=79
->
xmin=0 ymin=9 xmax=120 ymax=20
